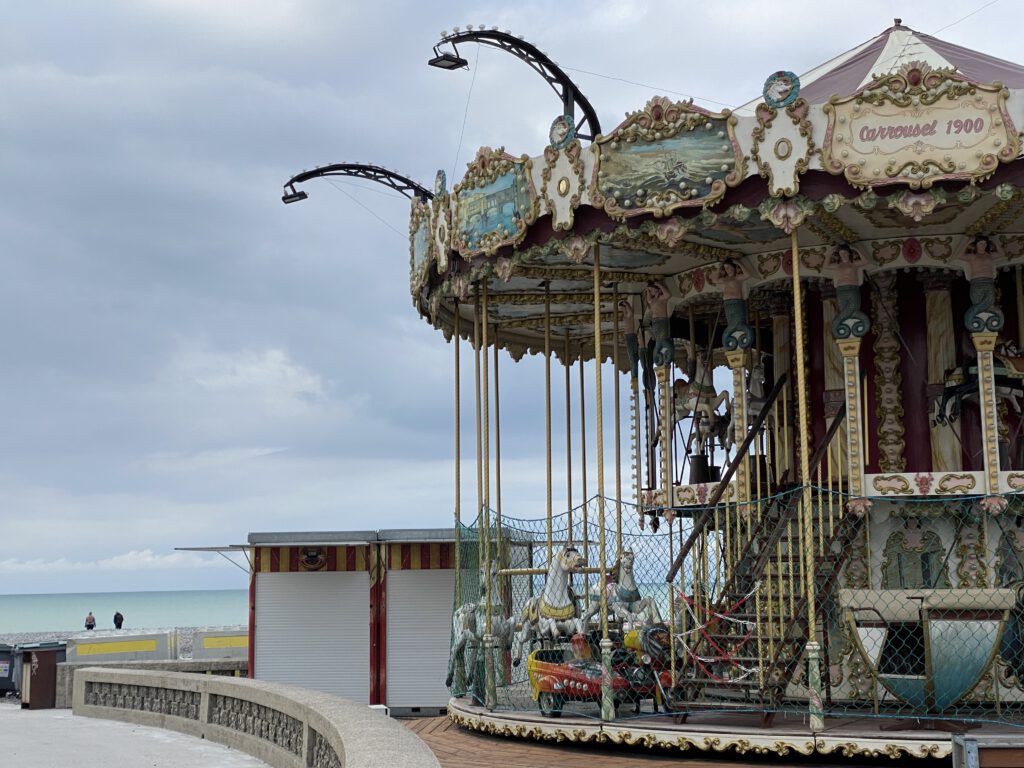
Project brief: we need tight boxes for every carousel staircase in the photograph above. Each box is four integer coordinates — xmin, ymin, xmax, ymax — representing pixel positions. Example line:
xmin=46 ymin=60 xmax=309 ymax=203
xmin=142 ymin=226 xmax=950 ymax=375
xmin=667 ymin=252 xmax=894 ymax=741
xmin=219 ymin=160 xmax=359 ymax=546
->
xmin=675 ymin=403 xmax=865 ymax=725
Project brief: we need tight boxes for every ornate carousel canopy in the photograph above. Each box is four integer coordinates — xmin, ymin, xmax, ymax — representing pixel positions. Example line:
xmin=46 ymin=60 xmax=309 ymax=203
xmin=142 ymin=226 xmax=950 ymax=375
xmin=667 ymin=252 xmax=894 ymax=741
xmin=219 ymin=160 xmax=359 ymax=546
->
xmin=409 ymin=21 xmax=1024 ymax=365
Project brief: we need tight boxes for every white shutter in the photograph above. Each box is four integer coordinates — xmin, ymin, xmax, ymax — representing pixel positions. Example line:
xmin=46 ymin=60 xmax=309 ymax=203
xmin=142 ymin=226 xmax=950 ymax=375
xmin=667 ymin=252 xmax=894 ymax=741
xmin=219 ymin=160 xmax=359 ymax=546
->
xmin=254 ymin=571 xmax=369 ymax=702
xmin=386 ymin=569 xmax=454 ymax=709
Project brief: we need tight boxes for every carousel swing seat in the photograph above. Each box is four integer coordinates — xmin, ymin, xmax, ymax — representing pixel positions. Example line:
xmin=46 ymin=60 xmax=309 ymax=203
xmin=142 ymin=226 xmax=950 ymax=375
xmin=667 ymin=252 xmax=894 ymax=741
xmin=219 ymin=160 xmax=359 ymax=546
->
xmin=841 ymin=588 xmax=1015 ymax=712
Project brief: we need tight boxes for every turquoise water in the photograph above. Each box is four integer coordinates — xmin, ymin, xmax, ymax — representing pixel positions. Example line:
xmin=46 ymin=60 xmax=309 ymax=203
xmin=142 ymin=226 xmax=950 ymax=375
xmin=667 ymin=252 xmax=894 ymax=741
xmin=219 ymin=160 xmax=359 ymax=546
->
xmin=0 ymin=589 xmax=248 ymax=634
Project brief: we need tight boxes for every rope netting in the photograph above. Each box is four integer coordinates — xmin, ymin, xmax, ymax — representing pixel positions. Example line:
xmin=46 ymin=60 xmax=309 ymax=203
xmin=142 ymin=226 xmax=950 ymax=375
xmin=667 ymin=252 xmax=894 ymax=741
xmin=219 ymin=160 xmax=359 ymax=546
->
xmin=448 ymin=490 xmax=1024 ymax=726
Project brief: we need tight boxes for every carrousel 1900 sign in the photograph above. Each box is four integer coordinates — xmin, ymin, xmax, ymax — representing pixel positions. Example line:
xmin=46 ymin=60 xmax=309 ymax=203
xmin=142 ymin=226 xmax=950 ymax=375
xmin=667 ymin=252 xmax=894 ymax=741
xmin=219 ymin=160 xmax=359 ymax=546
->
xmin=821 ymin=63 xmax=1020 ymax=188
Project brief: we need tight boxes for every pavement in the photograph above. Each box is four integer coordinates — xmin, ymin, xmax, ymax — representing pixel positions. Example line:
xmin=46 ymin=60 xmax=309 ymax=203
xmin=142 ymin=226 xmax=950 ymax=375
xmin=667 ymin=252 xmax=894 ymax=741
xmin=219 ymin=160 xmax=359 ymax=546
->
xmin=0 ymin=700 xmax=267 ymax=767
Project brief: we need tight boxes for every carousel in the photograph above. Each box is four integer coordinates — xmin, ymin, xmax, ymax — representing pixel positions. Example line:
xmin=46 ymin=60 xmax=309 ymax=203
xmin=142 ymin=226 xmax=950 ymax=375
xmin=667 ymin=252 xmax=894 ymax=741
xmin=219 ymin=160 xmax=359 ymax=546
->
xmin=399 ymin=20 xmax=1024 ymax=761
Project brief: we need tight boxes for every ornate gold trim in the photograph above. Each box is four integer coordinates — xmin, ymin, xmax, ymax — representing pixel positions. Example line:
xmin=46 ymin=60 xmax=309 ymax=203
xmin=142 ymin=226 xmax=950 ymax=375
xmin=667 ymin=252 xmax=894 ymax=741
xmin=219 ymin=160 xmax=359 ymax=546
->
xmin=453 ymin=146 xmax=538 ymax=257
xmin=821 ymin=65 xmax=1020 ymax=189
xmin=590 ymin=96 xmax=746 ymax=219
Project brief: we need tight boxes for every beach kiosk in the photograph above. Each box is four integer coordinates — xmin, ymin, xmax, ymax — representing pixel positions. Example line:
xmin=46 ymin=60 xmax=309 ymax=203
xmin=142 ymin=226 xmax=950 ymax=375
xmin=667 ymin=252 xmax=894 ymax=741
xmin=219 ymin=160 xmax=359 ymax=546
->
xmin=248 ymin=528 xmax=455 ymax=715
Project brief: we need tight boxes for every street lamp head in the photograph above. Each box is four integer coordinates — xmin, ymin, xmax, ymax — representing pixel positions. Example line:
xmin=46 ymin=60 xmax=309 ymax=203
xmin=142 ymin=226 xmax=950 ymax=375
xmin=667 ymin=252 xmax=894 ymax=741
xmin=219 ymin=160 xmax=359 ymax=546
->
xmin=428 ymin=50 xmax=468 ymax=70
xmin=281 ymin=185 xmax=308 ymax=205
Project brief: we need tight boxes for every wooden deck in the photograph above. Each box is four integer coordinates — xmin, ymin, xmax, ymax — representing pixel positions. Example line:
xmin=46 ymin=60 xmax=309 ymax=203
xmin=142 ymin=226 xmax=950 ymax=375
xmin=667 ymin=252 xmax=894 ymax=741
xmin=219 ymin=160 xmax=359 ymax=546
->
xmin=402 ymin=715 xmax=922 ymax=767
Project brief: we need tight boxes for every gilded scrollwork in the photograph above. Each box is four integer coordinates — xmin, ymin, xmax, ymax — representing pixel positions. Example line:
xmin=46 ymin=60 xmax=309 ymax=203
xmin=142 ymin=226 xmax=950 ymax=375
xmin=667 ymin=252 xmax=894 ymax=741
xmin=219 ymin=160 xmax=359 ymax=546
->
xmin=750 ymin=97 xmax=815 ymax=197
xmin=821 ymin=63 xmax=1020 ymax=189
xmin=540 ymin=129 xmax=585 ymax=231
xmin=590 ymin=96 xmax=745 ymax=219
xmin=453 ymin=146 xmax=537 ymax=257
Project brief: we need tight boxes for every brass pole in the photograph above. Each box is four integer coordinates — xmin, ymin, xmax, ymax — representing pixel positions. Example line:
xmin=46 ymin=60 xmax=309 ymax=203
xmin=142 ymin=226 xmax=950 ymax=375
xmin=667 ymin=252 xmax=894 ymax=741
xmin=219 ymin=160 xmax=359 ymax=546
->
xmin=580 ymin=346 xmax=589 ymax=574
xmin=454 ymin=303 xmax=462 ymax=610
xmin=1017 ymin=267 xmax=1024 ymax=349
xmin=613 ymin=283 xmax=623 ymax=554
xmin=565 ymin=330 xmax=573 ymax=546
xmin=494 ymin=326 xmax=503 ymax=556
xmin=474 ymin=288 xmax=483 ymax=535
xmin=593 ymin=245 xmax=614 ymax=721
xmin=791 ymin=229 xmax=823 ymax=732
xmin=481 ymin=282 xmax=495 ymax=710
xmin=545 ymin=285 xmax=553 ymax=563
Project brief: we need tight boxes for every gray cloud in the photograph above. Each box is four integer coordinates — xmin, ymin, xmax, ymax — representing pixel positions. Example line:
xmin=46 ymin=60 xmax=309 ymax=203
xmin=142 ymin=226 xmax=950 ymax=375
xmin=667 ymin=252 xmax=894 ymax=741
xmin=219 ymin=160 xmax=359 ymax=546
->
xmin=0 ymin=0 xmax=1013 ymax=593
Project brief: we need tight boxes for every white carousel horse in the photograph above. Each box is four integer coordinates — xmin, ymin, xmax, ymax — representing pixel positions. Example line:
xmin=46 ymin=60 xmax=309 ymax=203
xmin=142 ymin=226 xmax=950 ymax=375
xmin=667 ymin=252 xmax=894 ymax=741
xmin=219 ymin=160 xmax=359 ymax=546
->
xmin=445 ymin=560 xmax=515 ymax=689
xmin=512 ymin=547 xmax=587 ymax=666
xmin=722 ymin=352 xmax=772 ymax=452
xmin=583 ymin=549 xmax=661 ymax=629
xmin=673 ymin=350 xmax=731 ymax=454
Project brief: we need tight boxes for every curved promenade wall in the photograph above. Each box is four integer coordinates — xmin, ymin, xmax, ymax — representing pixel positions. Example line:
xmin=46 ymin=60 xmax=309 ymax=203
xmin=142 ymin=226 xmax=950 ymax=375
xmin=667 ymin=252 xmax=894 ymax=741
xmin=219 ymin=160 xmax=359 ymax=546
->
xmin=72 ymin=667 xmax=439 ymax=768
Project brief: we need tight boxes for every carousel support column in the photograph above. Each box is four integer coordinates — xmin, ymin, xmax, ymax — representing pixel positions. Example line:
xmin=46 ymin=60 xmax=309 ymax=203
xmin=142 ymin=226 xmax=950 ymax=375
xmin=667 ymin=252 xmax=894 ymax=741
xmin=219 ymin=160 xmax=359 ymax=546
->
xmin=592 ymin=245 xmax=614 ymax=723
xmin=722 ymin=261 xmax=754 ymax=507
xmin=830 ymin=269 xmax=870 ymax=497
xmin=494 ymin=327 xmax=503 ymax=560
xmin=791 ymin=230 xmax=824 ymax=733
xmin=871 ymin=272 xmax=906 ymax=473
xmin=821 ymin=287 xmax=849 ymax=486
xmin=974 ymin=331 xmax=1002 ymax=494
xmin=726 ymin=349 xmax=750 ymax=505
xmin=963 ymin=239 xmax=1005 ymax=493
xmin=452 ymin=304 xmax=464 ymax=692
xmin=480 ymin=282 xmax=496 ymax=712
xmin=613 ymin=284 xmax=623 ymax=554
xmin=545 ymin=286 xmax=553 ymax=563
xmin=565 ymin=330 xmax=573 ymax=548
xmin=921 ymin=272 xmax=960 ymax=472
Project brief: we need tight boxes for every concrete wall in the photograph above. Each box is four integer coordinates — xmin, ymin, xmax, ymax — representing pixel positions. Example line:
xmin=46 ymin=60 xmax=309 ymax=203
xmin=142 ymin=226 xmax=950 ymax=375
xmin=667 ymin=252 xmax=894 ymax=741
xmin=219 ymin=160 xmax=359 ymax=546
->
xmin=66 ymin=631 xmax=176 ymax=663
xmin=72 ymin=667 xmax=440 ymax=768
xmin=192 ymin=629 xmax=248 ymax=660
xmin=57 ymin=658 xmax=246 ymax=709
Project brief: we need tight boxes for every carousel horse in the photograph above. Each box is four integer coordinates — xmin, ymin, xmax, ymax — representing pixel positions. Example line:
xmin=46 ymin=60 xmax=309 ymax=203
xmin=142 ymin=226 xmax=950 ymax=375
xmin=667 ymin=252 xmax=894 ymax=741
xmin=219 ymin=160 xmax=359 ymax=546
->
xmin=933 ymin=342 xmax=1024 ymax=426
xmin=722 ymin=352 xmax=771 ymax=452
xmin=446 ymin=561 xmax=515 ymax=689
xmin=583 ymin=548 xmax=662 ymax=628
xmin=512 ymin=547 xmax=587 ymax=666
xmin=673 ymin=347 xmax=730 ymax=454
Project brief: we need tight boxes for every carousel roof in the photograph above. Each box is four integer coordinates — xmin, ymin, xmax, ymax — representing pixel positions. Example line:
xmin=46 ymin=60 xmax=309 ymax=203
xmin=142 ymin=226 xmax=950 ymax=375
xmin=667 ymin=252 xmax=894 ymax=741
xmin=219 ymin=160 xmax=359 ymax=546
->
xmin=411 ymin=23 xmax=1024 ymax=365
xmin=741 ymin=22 xmax=1024 ymax=112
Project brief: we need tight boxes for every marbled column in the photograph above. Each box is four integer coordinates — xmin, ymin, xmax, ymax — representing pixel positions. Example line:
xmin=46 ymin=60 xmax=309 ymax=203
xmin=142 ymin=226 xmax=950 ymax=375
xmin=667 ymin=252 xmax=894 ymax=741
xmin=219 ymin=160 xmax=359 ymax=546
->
xmin=921 ymin=272 xmax=961 ymax=472
xmin=726 ymin=349 xmax=750 ymax=503
xmin=973 ymin=331 xmax=1001 ymax=494
xmin=871 ymin=272 xmax=905 ymax=472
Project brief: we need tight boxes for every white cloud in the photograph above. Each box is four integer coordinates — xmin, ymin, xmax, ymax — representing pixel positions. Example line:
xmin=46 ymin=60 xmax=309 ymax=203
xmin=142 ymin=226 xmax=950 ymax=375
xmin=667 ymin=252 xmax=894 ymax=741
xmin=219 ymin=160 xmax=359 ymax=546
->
xmin=0 ymin=550 xmax=236 ymax=574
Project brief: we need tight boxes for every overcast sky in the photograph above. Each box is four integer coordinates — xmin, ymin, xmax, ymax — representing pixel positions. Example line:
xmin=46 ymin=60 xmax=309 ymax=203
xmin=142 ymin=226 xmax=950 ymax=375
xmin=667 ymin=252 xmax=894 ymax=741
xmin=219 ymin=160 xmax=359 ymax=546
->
xmin=0 ymin=1 xmax=1016 ymax=594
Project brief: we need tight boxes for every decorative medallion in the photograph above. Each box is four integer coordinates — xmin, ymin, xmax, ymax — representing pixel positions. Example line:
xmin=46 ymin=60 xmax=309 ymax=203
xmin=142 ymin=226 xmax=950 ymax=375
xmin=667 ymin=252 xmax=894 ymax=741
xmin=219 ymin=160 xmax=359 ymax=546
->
xmin=821 ymin=62 xmax=1021 ymax=189
xmin=751 ymin=97 xmax=814 ymax=197
xmin=409 ymin=195 xmax=432 ymax=294
xmin=762 ymin=71 xmax=801 ymax=109
xmin=432 ymin=169 xmax=451 ymax=273
xmin=541 ymin=115 xmax=585 ymax=232
xmin=548 ymin=114 xmax=576 ymax=150
xmin=590 ymin=96 xmax=745 ymax=219
xmin=453 ymin=146 xmax=537 ymax=257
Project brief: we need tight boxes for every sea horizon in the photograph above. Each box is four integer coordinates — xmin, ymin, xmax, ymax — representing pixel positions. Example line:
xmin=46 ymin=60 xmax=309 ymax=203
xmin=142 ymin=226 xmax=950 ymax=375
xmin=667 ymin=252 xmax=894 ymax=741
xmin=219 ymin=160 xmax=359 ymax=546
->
xmin=0 ymin=588 xmax=248 ymax=635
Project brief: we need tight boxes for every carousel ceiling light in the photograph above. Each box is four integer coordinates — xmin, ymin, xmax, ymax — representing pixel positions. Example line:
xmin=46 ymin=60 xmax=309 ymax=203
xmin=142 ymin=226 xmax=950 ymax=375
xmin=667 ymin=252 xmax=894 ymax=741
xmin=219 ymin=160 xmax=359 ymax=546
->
xmin=281 ymin=185 xmax=308 ymax=204
xmin=428 ymin=50 xmax=469 ymax=70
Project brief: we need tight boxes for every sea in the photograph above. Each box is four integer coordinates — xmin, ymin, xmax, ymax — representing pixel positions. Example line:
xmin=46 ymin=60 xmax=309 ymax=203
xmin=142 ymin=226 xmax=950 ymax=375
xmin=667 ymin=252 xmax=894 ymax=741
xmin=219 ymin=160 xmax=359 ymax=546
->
xmin=0 ymin=589 xmax=248 ymax=636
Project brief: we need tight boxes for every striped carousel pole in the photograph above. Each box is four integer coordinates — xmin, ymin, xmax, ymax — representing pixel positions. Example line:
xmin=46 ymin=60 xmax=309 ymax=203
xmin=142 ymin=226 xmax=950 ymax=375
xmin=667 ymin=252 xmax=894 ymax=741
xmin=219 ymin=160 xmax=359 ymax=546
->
xmin=592 ymin=244 xmax=615 ymax=722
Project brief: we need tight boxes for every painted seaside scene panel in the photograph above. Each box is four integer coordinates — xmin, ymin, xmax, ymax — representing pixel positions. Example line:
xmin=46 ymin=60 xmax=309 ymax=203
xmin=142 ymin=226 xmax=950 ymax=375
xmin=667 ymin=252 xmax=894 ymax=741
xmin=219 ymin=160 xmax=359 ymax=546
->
xmin=411 ymin=215 xmax=430 ymax=277
xmin=455 ymin=167 xmax=531 ymax=253
xmin=599 ymin=120 xmax=734 ymax=206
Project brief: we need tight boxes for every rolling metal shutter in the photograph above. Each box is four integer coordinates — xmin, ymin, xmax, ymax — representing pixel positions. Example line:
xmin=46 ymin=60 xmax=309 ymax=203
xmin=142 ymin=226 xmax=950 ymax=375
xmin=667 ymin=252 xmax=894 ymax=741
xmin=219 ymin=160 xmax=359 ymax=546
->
xmin=254 ymin=571 xmax=369 ymax=701
xmin=386 ymin=568 xmax=454 ymax=709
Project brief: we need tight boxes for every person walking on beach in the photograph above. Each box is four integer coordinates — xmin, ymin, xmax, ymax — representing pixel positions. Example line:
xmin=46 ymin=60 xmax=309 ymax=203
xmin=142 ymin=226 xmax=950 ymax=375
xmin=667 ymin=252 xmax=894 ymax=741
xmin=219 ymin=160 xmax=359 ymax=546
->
xmin=84 ymin=611 xmax=96 ymax=630
xmin=113 ymin=611 xmax=124 ymax=630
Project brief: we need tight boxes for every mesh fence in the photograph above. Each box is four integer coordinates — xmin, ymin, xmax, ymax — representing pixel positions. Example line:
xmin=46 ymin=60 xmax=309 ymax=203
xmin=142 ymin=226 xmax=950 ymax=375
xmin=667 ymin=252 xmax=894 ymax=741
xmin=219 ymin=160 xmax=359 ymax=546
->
xmin=448 ymin=489 xmax=1024 ymax=727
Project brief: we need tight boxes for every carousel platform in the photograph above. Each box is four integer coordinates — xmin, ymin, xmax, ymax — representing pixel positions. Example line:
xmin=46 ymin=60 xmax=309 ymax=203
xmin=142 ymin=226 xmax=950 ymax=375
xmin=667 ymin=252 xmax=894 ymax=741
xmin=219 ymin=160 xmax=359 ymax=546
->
xmin=448 ymin=696 xmax=1024 ymax=762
